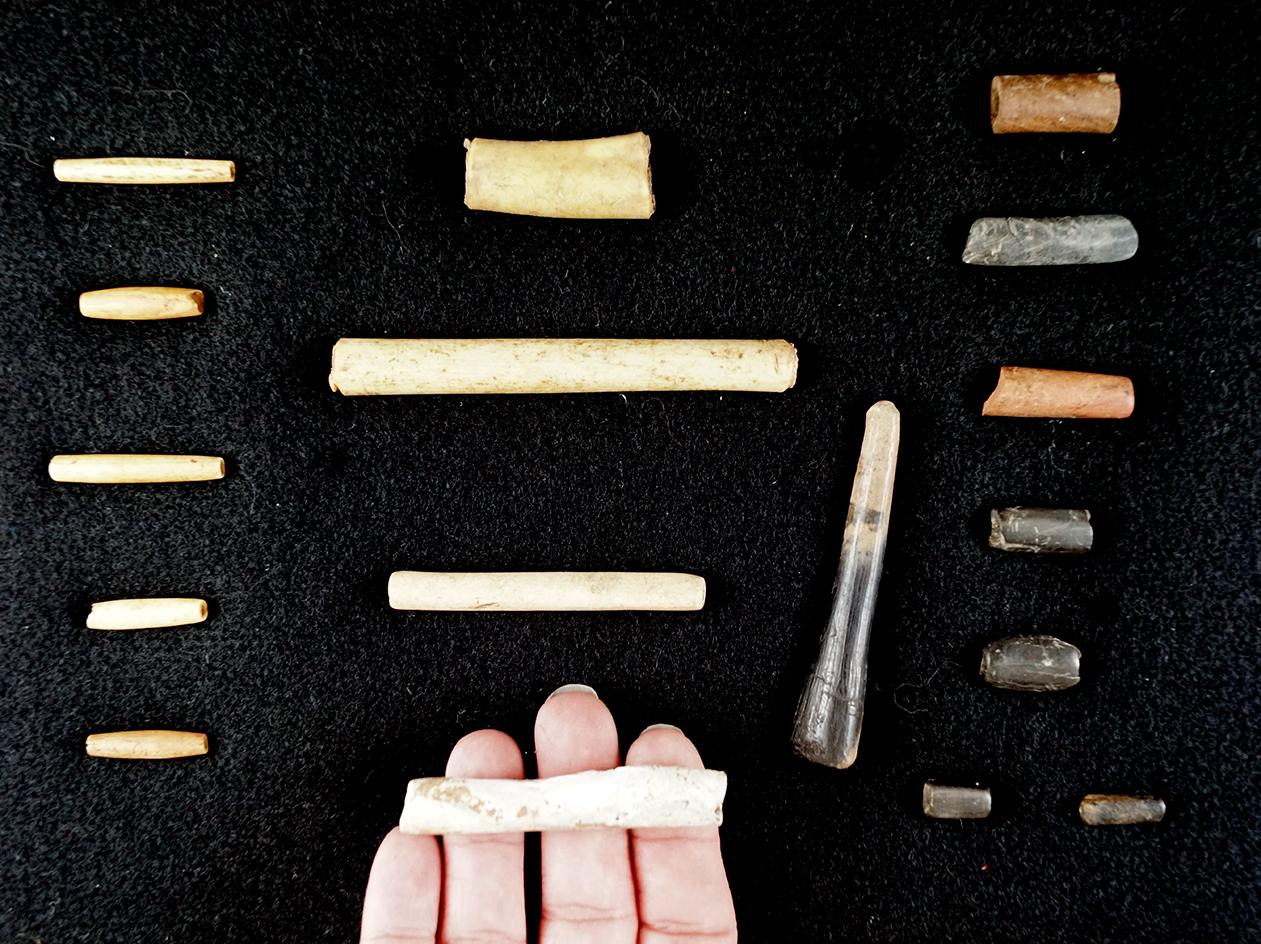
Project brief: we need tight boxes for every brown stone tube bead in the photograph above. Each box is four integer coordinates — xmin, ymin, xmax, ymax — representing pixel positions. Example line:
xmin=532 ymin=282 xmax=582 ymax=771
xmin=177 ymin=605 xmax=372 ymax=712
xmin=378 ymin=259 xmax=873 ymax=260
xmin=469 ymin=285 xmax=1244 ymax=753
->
xmin=990 ymin=73 xmax=1120 ymax=133
xmin=982 ymin=366 xmax=1134 ymax=419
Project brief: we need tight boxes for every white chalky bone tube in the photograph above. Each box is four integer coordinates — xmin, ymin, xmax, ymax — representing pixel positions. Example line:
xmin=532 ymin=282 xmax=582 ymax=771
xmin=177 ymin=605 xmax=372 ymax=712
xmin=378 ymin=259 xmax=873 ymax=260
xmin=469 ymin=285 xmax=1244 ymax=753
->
xmin=87 ymin=597 xmax=208 ymax=631
xmin=389 ymin=571 xmax=705 ymax=612
xmin=53 ymin=157 xmax=235 ymax=184
xmin=464 ymin=132 xmax=654 ymax=219
xmin=329 ymin=338 xmax=798 ymax=395
xmin=400 ymin=765 xmax=727 ymax=835
xmin=48 ymin=454 xmax=225 ymax=483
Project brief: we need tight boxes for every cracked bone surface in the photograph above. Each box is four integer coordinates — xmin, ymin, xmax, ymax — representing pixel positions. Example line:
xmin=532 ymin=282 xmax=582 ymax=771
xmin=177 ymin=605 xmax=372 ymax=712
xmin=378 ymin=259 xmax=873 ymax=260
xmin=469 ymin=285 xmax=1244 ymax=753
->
xmin=399 ymin=765 xmax=726 ymax=834
xmin=962 ymin=215 xmax=1137 ymax=265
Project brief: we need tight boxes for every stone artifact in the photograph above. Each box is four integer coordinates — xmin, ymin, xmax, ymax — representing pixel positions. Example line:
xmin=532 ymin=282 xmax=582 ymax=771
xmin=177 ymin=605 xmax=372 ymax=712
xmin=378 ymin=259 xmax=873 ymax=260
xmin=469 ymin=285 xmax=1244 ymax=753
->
xmin=989 ymin=507 xmax=1093 ymax=554
xmin=922 ymin=782 xmax=992 ymax=819
xmin=962 ymin=215 xmax=1137 ymax=265
xmin=399 ymin=765 xmax=726 ymax=834
xmin=1079 ymin=794 xmax=1167 ymax=825
xmin=464 ymin=132 xmax=654 ymax=218
xmin=990 ymin=73 xmax=1120 ymax=133
xmin=86 ymin=730 xmax=209 ymax=759
xmin=329 ymin=338 xmax=798 ymax=395
xmin=54 ymin=157 xmax=235 ymax=184
xmin=792 ymin=401 xmax=900 ymax=769
xmin=983 ymin=366 xmax=1134 ymax=419
xmin=388 ymin=571 xmax=706 ymax=612
xmin=79 ymin=286 xmax=205 ymax=320
xmin=980 ymin=635 xmax=1082 ymax=692
xmin=87 ymin=597 xmax=208 ymax=631
xmin=48 ymin=454 xmax=226 ymax=484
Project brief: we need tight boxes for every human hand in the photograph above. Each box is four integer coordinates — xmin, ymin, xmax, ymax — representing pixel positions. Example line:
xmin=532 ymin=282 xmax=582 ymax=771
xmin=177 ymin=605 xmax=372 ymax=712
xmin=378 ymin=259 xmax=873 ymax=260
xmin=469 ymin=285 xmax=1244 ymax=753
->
xmin=361 ymin=684 xmax=737 ymax=943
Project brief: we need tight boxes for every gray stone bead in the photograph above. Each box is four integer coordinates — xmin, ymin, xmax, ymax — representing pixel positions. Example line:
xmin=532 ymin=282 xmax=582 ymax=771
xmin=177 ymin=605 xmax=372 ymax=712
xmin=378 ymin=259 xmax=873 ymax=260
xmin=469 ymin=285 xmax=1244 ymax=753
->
xmin=980 ymin=635 xmax=1082 ymax=692
xmin=962 ymin=214 xmax=1138 ymax=265
xmin=989 ymin=507 xmax=1093 ymax=554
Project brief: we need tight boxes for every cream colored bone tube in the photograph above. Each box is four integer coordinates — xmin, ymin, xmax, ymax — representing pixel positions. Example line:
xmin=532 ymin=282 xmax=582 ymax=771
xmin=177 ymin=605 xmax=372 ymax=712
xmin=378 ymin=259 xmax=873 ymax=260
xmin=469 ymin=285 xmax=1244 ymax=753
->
xmin=389 ymin=571 xmax=705 ymax=612
xmin=465 ymin=132 xmax=654 ymax=218
xmin=87 ymin=597 xmax=208 ymax=631
xmin=329 ymin=338 xmax=798 ymax=395
xmin=400 ymin=765 xmax=727 ymax=835
xmin=48 ymin=454 xmax=225 ymax=483
xmin=85 ymin=730 xmax=209 ymax=759
xmin=79 ymin=286 xmax=204 ymax=320
xmin=53 ymin=157 xmax=235 ymax=184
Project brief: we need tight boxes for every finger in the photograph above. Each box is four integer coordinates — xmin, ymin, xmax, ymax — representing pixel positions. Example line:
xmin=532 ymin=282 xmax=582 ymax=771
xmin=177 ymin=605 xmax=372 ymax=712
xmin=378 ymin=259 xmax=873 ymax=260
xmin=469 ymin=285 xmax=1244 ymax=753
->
xmin=626 ymin=725 xmax=737 ymax=944
xmin=439 ymin=729 xmax=527 ymax=944
xmin=536 ymin=685 xmax=638 ymax=944
xmin=360 ymin=827 xmax=442 ymax=944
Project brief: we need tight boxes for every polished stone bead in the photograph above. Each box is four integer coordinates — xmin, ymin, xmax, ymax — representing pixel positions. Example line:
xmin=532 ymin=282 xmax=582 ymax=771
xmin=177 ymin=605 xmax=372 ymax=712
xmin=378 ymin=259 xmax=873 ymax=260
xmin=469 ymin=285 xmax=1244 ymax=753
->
xmin=980 ymin=635 xmax=1081 ymax=692
xmin=1080 ymin=794 xmax=1166 ymax=825
xmin=962 ymin=214 xmax=1137 ymax=265
xmin=989 ymin=507 xmax=1093 ymax=554
xmin=922 ymin=782 xmax=992 ymax=819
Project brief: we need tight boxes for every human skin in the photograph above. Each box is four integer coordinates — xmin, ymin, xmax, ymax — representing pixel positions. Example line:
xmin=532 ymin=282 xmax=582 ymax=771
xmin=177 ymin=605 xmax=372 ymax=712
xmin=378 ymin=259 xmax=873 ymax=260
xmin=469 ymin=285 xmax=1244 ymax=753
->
xmin=360 ymin=685 xmax=738 ymax=943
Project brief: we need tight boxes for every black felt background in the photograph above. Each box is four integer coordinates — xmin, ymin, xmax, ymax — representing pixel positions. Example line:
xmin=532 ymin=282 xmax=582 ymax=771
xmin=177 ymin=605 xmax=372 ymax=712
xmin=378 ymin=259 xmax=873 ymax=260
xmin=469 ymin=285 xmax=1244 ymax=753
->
xmin=2 ymin=1 xmax=1259 ymax=941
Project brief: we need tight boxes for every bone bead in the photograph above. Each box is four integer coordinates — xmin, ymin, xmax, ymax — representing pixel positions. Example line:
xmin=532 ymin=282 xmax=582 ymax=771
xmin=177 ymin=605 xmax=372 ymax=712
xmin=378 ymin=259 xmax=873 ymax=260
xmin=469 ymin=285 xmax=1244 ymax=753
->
xmin=464 ymin=132 xmax=653 ymax=219
xmin=990 ymin=73 xmax=1120 ymax=133
xmin=329 ymin=338 xmax=798 ymax=395
xmin=922 ymin=782 xmax=992 ymax=819
xmin=48 ymin=454 xmax=225 ymax=484
xmin=85 ymin=730 xmax=209 ymax=759
xmin=53 ymin=157 xmax=235 ymax=184
xmin=87 ymin=597 xmax=208 ymax=631
xmin=79 ymin=286 xmax=204 ymax=320
xmin=983 ymin=366 xmax=1134 ymax=419
xmin=980 ymin=635 xmax=1082 ymax=692
xmin=989 ymin=507 xmax=1093 ymax=554
xmin=389 ymin=571 xmax=706 ymax=612
xmin=400 ymin=765 xmax=726 ymax=835
xmin=1079 ymin=794 xmax=1166 ymax=826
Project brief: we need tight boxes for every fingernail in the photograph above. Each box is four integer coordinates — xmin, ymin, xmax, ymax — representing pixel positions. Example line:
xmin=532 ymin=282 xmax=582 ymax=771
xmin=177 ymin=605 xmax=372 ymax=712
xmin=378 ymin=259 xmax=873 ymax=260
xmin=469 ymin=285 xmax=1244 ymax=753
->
xmin=548 ymin=683 xmax=597 ymax=700
xmin=643 ymin=723 xmax=682 ymax=733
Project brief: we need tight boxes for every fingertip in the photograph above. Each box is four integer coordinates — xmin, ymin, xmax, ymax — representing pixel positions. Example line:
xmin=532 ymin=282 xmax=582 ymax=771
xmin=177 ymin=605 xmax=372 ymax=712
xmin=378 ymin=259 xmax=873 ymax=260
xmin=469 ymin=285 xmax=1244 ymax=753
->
xmin=626 ymin=724 xmax=704 ymax=768
xmin=534 ymin=688 xmax=619 ymax=776
xmin=446 ymin=728 xmax=524 ymax=778
xmin=360 ymin=828 xmax=441 ymax=942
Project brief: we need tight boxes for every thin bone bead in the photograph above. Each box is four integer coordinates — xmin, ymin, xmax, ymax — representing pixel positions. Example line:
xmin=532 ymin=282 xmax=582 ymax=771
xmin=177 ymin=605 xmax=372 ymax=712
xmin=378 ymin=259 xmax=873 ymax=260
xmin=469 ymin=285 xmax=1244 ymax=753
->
xmin=87 ymin=597 xmax=208 ymax=631
xmin=85 ymin=730 xmax=209 ymax=759
xmin=389 ymin=571 xmax=705 ymax=611
xmin=53 ymin=157 xmax=235 ymax=184
xmin=329 ymin=338 xmax=797 ymax=395
xmin=48 ymin=454 xmax=225 ymax=483
xmin=79 ymin=286 xmax=204 ymax=320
